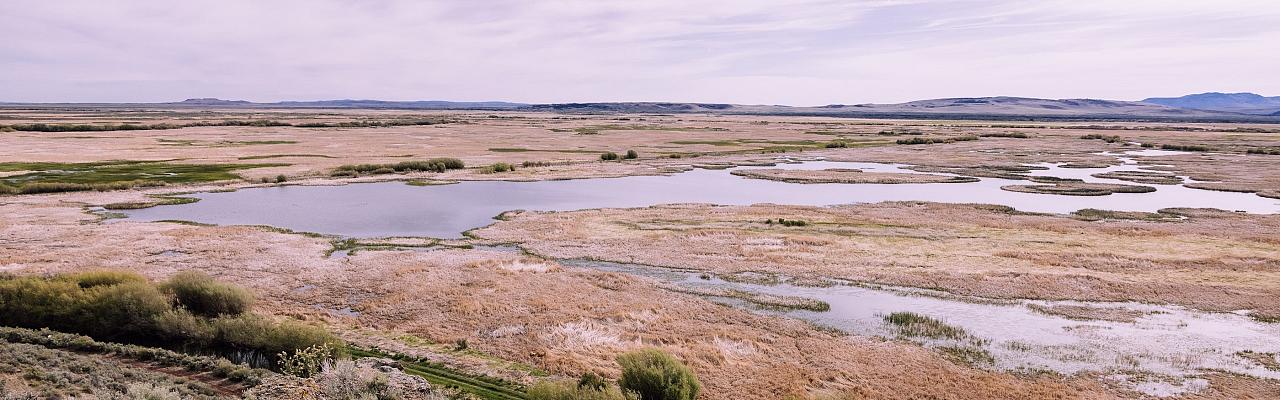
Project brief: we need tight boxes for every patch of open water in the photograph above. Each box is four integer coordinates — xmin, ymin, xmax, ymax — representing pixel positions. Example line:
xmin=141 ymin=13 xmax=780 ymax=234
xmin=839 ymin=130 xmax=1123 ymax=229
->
xmin=566 ymin=258 xmax=1280 ymax=397
xmin=123 ymin=158 xmax=1280 ymax=238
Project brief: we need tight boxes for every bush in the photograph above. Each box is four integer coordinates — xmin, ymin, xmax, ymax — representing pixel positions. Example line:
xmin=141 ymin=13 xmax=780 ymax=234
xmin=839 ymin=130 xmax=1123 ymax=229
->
xmin=154 ymin=309 xmax=216 ymax=346
xmin=824 ymin=141 xmax=849 ymax=148
xmin=162 ymin=271 xmax=253 ymax=317
xmin=624 ymin=150 xmax=639 ymax=159
xmin=274 ymin=175 xmax=288 ymax=183
xmin=215 ymin=315 xmax=339 ymax=362
xmin=480 ymin=163 xmax=516 ymax=174
xmin=0 ymin=271 xmax=338 ymax=373
xmin=601 ymin=152 xmax=620 ymax=161
xmin=332 ymin=158 xmax=465 ymax=176
xmin=1080 ymin=134 xmax=1122 ymax=143
xmin=80 ymin=281 xmax=171 ymax=339
xmin=528 ymin=380 xmax=634 ymax=400
xmin=67 ymin=269 xmax=148 ymax=288
xmin=616 ymin=348 xmax=700 ymax=400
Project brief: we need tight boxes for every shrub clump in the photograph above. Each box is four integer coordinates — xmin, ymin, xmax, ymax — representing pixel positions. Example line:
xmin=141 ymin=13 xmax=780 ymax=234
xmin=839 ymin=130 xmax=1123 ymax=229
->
xmin=624 ymin=150 xmax=639 ymax=159
xmin=161 ymin=271 xmax=254 ymax=317
xmin=1160 ymin=144 xmax=1214 ymax=152
xmin=895 ymin=136 xmax=977 ymax=145
xmin=1080 ymin=134 xmax=1122 ymax=143
xmin=528 ymin=380 xmax=633 ymax=400
xmin=601 ymin=152 xmax=620 ymax=161
xmin=616 ymin=348 xmax=701 ymax=400
xmin=480 ymin=162 xmax=516 ymax=174
xmin=331 ymin=158 xmax=465 ymax=176
xmin=824 ymin=140 xmax=849 ymax=148
xmin=0 ymin=270 xmax=339 ymax=373
xmin=766 ymin=218 xmax=808 ymax=227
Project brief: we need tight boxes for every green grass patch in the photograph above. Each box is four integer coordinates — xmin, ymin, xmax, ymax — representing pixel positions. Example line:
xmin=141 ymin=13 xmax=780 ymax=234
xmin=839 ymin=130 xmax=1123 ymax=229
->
xmin=349 ymin=347 xmax=527 ymax=400
xmin=331 ymin=158 xmax=465 ymax=177
xmin=0 ymin=161 xmax=285 ymax=195
xmin=102 ymin=195 xmax=200 ymax=210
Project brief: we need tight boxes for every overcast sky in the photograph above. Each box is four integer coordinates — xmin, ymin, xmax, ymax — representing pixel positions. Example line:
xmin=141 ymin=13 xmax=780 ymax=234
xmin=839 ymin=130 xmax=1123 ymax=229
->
xmin=2 ymin=0 xmax=1278 ymax=105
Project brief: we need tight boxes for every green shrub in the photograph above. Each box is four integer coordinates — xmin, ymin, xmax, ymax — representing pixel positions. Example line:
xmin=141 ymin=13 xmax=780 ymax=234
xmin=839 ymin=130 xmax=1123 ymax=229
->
xmin=1161 ymin=144 xmax=1213 ymax=152
xmin=66 ymin=269 xmax=148 ymax=288
xmin=162 ymin=271 xmax=253 ymax=317
xmin=824 ymin=141 xmax=849 ymax=148
xmin=528 ymin=380 xmax=634 ymax=400
xmin=332 ymin=158 xmax=465 ymax=176
xmin=214 ymin=315 xmax=338 ymax=360
xmin=80 ymin=281 xmax=171 ymax=339
xmin=480 ymin=163 xmax=516 ymax=174
xmin=624 ymin=150 xmax=639 ymax=159
xmin=0 ymin=277 xmax=89 ymax=331
xmin=616 ymin=348 xmax=701 ymax=400
xmin=774 ymin=218 xmax=807 ymax=227
xmin=154 ymin=309 xmax=216 ymax=346
xmin=601 ymin=152 xmax=620 ymax=161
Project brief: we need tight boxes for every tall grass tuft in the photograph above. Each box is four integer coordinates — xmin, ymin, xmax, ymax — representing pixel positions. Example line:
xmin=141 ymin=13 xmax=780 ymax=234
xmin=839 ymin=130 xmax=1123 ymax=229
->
xmin=616 ymin=348 xmax=701 ymax=400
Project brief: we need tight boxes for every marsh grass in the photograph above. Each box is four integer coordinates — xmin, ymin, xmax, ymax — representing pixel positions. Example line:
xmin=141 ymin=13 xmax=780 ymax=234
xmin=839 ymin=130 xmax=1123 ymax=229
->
xmin=103 ymin=195 xmax=200 ymax=210
xmin=979 ymin=132 xmax=1029 ymax=138
xmin=896 ymin=136 xmax=978 ymax=145
xmin=883 ymin=312 xmax=969 ymax=340
xmin=331 ymin=158 xmax=465 ymax=176
xmin=1160 ymin=144 xmax=1215 ymax=152
xmin=1080 ymin=134 xmax=1122 ymax=143
xmin=2 ymin=118 xmax=450 ymax=132
xmin=938 ymin=345 xmax=995 ymax=367
xmin=0 ymin=161 xmax=285 ymax=195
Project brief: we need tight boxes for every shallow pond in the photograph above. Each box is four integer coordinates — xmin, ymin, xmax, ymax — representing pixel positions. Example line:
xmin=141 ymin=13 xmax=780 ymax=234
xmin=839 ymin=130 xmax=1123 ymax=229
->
xmin=123 ymin=158 xmax=1280 ymax=238
xmin=567 ymin=258 xmax=1280 ymax=396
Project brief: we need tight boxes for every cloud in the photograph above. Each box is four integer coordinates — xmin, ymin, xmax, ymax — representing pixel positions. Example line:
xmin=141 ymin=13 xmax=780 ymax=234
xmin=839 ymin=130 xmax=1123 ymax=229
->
xmin=1 ymin=0 xmax=1276 ymax=104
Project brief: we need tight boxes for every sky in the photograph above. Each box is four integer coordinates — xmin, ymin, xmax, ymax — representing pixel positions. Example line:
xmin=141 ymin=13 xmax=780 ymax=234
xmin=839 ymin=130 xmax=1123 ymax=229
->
xmin=2 ymin=0 xmax=1278 ymax=105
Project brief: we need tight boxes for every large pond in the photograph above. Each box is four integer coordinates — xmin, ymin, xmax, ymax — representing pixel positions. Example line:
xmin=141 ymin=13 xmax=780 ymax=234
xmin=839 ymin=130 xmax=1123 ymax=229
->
xmin=124 ymin=155 xmax=1280 ymax=238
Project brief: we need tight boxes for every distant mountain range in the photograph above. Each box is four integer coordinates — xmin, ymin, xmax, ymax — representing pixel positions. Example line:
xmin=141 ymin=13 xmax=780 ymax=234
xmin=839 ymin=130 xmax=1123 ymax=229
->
xmin=170 ymin=98 xmax=526 ymax=109
xmin=4 ymin=93 xmax=1278 ymax=122
xmin=1141 ymin=92 xmax=1280 ymax=115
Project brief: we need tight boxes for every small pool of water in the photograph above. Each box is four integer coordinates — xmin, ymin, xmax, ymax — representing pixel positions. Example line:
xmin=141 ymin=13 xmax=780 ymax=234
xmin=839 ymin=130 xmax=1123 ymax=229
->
xmin=123 ymin=159 xmax=1280 ymax=238
xmin=566 ymin=258 xmax=1280 ymax=395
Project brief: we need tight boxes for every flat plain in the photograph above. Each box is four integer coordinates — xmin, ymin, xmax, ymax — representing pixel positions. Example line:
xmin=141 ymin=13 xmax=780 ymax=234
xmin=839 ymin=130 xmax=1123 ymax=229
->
xmin=2 ymin=107 xmax=1279 ymax=399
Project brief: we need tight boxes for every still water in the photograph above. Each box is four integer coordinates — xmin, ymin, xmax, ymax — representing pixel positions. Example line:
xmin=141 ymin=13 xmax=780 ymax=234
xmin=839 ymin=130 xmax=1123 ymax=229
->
xmin=124 ymin=159 xmax=1280 ymax=238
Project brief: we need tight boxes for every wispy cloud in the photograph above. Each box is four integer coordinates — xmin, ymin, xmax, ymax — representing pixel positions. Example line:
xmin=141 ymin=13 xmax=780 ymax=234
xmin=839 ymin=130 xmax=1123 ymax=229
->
xmin=1 ymin=0 xmax=1276 ymax=104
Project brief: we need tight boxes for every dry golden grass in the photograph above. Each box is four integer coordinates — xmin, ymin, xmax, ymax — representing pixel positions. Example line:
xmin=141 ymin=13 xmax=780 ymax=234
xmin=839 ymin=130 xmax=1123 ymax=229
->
xmin=475 ymin=202 xmax=1280 ymax=319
